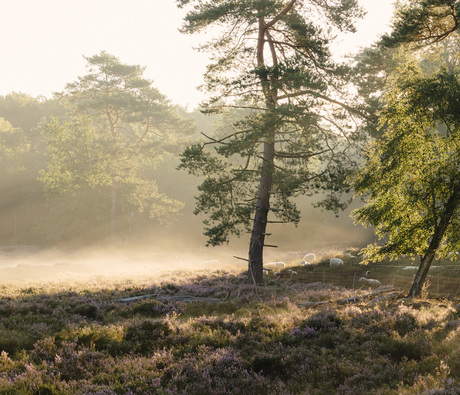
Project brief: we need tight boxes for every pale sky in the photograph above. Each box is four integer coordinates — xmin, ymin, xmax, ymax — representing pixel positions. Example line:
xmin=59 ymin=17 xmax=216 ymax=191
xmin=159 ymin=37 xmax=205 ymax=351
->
xmin=0 ymin=0 xmax=395 ymax=110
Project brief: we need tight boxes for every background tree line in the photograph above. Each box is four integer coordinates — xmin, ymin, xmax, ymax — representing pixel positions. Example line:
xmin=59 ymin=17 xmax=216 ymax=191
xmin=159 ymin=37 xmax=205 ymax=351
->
xmin=0 ymin=54 xmax=210 ymax=248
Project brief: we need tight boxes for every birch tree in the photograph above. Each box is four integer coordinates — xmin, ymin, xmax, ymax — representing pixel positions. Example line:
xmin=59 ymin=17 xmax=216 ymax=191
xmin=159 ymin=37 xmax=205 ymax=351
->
xmin=352 ymin=48 xmax=460 ymax=297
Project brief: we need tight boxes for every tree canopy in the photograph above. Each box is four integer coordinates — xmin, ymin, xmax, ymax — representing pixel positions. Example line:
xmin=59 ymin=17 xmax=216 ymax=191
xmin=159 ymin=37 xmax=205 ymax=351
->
xmin=352 ymin=42 xmax=460 ymax=296
xmin=382 ymin=0 xmax=460 ymax=47
xmin=177 ymin=0 xmax=365 ymax=284
xmin=40 ymin=52 xmax=194 ymax=243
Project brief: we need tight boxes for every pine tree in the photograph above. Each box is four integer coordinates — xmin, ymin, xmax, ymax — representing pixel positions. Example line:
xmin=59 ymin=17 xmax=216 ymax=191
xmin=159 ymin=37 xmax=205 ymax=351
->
xmin=177 ymin=0 xmax=365 ymax=284
xmin=41 ymin=52 xmax=193 ymax=242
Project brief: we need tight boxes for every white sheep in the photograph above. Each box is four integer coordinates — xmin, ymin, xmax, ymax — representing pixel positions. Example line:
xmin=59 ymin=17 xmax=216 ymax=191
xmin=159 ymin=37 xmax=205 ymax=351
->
xmin=264 ymin=262 xmax=286 ymax=270
xmin=330 ymin=258 xmax=343 ymax=267
xmin=358 ymin=277 xmax=382 ymax=287
xmin=401 ymin=266 xmax=418 ymax=271
xmin=303 ymin=253 xmax=316 ymax=262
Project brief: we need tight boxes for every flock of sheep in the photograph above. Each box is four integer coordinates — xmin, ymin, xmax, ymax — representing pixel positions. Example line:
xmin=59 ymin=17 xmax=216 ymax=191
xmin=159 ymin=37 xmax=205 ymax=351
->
xmin=199 ymin=251 xmax=386 ymax=288
xmin=263 ymin=252 xmax=382 ymax=287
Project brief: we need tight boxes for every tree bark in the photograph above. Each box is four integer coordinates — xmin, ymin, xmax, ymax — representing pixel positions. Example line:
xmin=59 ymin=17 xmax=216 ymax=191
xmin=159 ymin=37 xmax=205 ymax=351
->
xmin=409 ymin=179 xmax=460 ymax=297
xmin=247 ymin=15 xmax=279 ymax=285
xmin=248 ymin=141 xmax=275 ymax=285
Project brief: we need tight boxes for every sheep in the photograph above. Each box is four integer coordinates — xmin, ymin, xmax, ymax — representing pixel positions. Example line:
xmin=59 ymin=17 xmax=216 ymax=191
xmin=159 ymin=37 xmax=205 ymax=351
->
xmin=358 ymin=277 xmax=382 ymax=287
xmin=264 ymin=262 xmax=286 ymax=270
xmin=401 ymin=266 xmax=418 ymax=271
xmin=330 ymin=258 xmax=343 ymax=267
xmin=301 ymin=253 xmax=316 ymax=265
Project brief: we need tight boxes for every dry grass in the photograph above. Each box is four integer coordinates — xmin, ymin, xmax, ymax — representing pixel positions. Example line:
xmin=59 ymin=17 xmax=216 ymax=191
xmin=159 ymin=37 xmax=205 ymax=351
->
xmin=0 ymin=247 xmax=458 ymax=393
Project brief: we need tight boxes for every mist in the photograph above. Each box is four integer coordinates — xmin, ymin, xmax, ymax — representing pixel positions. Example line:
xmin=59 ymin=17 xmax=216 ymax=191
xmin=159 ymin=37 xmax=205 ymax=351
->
xmin=0 ymin=181 xmax=373 ymax=284
xmin=0 ymin=72 xmax=373 ymax=285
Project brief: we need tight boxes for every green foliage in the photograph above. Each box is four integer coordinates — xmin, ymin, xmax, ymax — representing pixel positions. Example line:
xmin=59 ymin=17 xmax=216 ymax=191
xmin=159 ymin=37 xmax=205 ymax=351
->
xmin=39 ymin=51 xmax=194 ymax=242
xmin=382 ymin=0 xmax=460 ymax=47
xmin=0 ymin=94 xmax=63 ymax=246
xmin=0 ymin=93 xmax=63 ymax=140
xmin=351 ymin=44 xmax=399 ymax=138
xmin=0 ymin=117 xmax=29 ymax=174
xmin=39 ymin=115 xmax=110 ymax=194
xmin=178 ymin=1 xmax=365 ymax=247
xmin=352 ymin=47 xmax=460 ymax=261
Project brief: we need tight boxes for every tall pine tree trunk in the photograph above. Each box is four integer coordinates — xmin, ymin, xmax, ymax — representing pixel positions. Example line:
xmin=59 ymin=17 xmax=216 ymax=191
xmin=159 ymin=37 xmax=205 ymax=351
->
xmin=247 ymin=16 xmax=279 ymax=285
xmin=248 ymin=141 xmax=275 ymax=285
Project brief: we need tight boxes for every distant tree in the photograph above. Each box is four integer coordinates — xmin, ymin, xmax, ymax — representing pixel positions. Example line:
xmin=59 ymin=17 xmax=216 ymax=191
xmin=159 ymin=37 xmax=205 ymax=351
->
xmin=41 ymin=51 xmax=194 ymax=242
xmin=0 ymin=94 xmax=64 ymax=245
xmin=0 ymin=93 xmax=63 ymax=146
xmin=350 ymin=44 xmax=398 ymax=138
xmin=0 ymin=117 xmax=29 ymax=171
xmin=177 ymin=0 xmax=365 ymax=284
xmin=352 ymin=48 xmax=460 ymax=297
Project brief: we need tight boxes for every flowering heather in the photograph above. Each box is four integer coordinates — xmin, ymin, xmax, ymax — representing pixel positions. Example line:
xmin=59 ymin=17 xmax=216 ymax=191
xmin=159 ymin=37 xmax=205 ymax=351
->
xmin=0 ymin=268 xmax=458 ymax=393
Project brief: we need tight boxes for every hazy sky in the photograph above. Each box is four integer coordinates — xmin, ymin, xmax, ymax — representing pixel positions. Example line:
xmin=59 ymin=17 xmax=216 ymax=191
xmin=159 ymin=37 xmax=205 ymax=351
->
xmin=1 ymin=1 xmax=395 ymax=110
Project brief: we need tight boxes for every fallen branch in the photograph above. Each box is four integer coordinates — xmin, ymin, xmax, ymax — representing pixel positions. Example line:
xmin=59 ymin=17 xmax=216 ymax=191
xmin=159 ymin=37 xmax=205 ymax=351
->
xmin=118 ymin=294 xmax=158 ymax=302
xmin=338 ymin=287 xmax=400 ymax=304
xmin=297 ymin=287 xmax=401 ymax=308
xmin=117 ymin=291 xmax=232 ymax=304
xmin=296 ymin=301 xmax=331 ymax=307
xmin=368 ymin=292 xmax=402 ymax=305
xmin=117 ymin=288 xmax=161 ymax=302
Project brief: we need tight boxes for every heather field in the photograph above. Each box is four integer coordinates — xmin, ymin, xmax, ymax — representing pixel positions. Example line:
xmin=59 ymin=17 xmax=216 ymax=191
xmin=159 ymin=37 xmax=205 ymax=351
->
xmin=0 ymin=249 xmax=459 ymax=394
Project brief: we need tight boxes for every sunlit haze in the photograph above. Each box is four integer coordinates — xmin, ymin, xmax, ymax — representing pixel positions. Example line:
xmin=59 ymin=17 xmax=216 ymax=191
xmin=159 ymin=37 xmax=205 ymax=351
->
xmin=1 ymin=1 xmax=393 ymax=280
xmin=1 ymin=0 xmax=394 ymax=110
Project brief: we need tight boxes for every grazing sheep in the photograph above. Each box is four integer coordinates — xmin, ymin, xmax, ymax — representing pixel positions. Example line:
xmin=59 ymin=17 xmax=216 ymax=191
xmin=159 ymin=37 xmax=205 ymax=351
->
xmin=264 ymin=262 xmax=286 ymax=270
xmin=301 ymin=253 xmax=316 ymax=265
xmin=401 ymin=266 xmax=418 ymax=271
xmin=330 ymin=258 xmax=343 ymax=267
xmin=358 ymin=277 xmax=382 ymax=287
